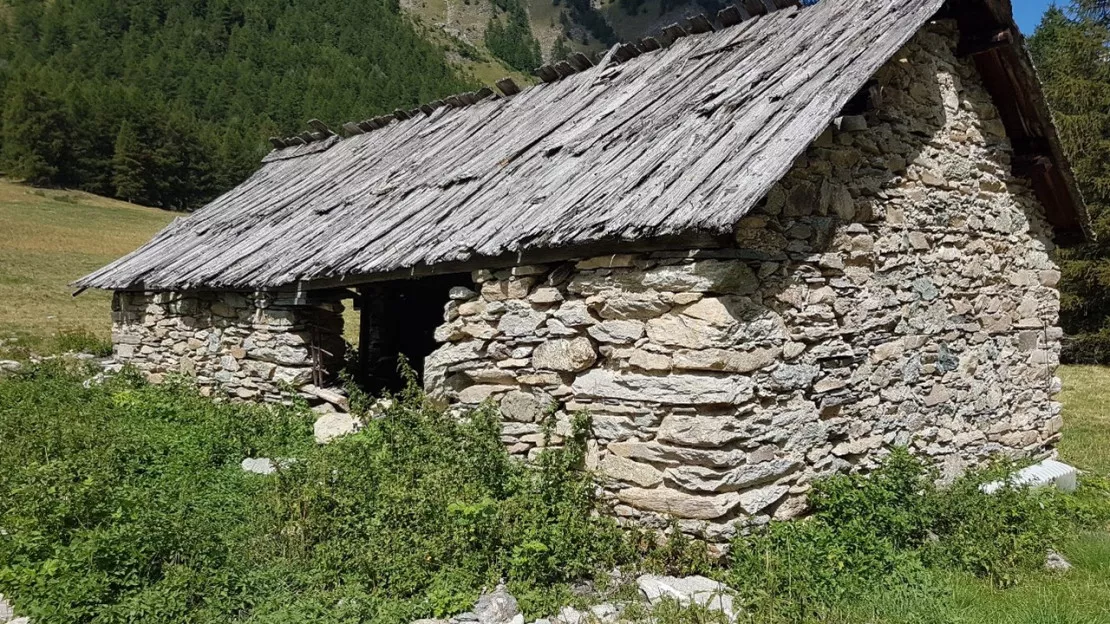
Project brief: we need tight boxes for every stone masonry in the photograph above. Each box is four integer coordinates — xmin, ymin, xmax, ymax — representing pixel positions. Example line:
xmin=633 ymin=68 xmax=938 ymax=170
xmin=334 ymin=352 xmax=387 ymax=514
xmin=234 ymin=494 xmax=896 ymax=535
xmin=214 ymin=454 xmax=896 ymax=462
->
xmin=424 ymin=21 xmax=1064 ymax=541
xmin=111 ymin=290 xmax=345 ymax=401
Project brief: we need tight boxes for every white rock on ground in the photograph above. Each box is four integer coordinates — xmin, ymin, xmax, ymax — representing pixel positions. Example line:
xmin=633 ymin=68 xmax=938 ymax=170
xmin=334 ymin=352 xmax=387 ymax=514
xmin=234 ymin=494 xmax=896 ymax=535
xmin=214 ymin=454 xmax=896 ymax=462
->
xmin=240 ymin=457 xmax=277 ymax=475
xmin=551 ymin=606 xmax=585 ymax=624
xmin=313 ymin=412 xmax=362 ymax=444
xmin=637 ymin=574 xmax=736 ymax=621
xmin=1045 ymin=551 xmax=1072 ymax=572
xmin=0 ymin=593 xmax=28 ymax=624
xmin=474 ymin=584 xmax=521 ymax=624
xmin=980 ymin=459 xmax=1079 ymax=495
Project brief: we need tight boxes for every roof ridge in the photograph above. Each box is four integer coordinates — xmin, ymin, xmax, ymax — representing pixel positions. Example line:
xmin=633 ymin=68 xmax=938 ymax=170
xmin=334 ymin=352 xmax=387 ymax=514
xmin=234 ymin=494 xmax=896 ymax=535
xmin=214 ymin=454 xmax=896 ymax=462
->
xmin=265 ymin=0 xmax=804 ymax=155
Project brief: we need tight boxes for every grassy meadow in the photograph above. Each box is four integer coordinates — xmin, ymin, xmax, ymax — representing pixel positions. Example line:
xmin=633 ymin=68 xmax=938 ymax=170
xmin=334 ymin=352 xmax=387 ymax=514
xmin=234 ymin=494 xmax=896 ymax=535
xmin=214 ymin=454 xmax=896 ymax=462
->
xmin=0 ymin=179 xmax=174 ymax=341
xmin=0 ymin=179 xmax=1108 ymax=623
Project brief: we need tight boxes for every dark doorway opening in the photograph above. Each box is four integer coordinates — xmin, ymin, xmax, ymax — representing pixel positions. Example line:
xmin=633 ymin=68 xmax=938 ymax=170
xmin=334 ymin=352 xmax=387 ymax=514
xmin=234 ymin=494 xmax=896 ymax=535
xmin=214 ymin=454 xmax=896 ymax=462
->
xmin=354 ymin=274 xmax=471 ymax=394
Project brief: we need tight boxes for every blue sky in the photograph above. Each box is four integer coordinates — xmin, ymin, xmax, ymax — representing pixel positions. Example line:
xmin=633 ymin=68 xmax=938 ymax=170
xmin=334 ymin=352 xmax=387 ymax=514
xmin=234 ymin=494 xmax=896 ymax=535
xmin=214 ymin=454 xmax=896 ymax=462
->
xmin=1013 ymin=0 xmax=1057 ymax=34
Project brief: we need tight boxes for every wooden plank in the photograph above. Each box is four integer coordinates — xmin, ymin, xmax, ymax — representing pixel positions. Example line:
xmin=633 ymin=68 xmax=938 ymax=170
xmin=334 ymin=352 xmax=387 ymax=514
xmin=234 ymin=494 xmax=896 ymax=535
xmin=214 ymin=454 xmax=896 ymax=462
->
xmin=83 ymin=0 xmax=1089 ymax=296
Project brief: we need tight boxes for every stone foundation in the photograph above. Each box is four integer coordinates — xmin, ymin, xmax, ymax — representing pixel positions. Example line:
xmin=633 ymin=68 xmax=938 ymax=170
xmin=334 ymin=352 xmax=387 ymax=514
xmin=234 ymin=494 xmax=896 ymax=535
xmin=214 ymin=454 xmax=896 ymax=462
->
xmin=424 ymin=21 xmax=1063 ymax=541
xmin=111 ymin=290 xmax=345 ymax=401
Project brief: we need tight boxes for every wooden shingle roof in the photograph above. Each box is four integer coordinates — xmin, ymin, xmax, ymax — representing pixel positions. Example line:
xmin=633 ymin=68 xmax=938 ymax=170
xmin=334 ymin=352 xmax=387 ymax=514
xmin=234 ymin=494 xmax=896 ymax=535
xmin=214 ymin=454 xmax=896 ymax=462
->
xmin=77 ymin=0 xmax=1087 ymax=292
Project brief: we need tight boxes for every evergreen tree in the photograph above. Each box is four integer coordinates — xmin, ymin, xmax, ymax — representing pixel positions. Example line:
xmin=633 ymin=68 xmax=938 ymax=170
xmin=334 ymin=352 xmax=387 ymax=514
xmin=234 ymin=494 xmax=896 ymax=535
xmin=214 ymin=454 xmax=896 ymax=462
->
xmin=0 ymin=77 xmax=72 ymax=185
xmin=0 ymin=0 xmax=476 ymax=210
xmin=1030 ymin=1 xmax=1110 ymax=361
xmin=112 ymin=121 xmax=145 ymax=202
xmin=551 ymin=36 xmax=572 ymax=62
xmin=485 ymin=0 xmax=543 ymax=72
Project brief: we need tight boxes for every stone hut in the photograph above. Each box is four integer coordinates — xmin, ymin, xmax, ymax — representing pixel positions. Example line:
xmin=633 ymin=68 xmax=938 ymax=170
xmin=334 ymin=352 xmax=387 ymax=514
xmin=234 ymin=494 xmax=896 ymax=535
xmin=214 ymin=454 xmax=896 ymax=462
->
xmin=78 ymin=0 xmax=1091 ymax=539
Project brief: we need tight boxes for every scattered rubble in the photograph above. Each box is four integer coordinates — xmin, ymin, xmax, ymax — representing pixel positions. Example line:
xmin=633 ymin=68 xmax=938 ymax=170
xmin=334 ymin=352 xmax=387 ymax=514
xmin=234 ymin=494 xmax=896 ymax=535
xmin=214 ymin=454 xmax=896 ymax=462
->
xmin=428 ymin=576 xmax=738 ymax=624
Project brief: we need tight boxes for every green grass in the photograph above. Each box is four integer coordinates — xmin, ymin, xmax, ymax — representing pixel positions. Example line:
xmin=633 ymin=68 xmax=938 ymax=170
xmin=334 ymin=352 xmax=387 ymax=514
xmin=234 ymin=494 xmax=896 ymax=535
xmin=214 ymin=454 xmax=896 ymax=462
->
xmin=1058 ymin=366 xmax=1110 ymax=476
xmin=0 ymin=179 xmax=174 ymax=341
xmin=809 ymin=366 xmax=1110 ymax=624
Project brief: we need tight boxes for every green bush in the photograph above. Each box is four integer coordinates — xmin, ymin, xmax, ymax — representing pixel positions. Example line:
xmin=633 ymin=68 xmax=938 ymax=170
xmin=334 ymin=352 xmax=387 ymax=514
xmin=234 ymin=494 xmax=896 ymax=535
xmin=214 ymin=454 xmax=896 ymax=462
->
xmin=0 ymin=364 xmax=631 ymax=623
xmin=726 ymin=449 xmax=1110 ymax=621
xmin=51 ymin=328 xmax=112 ymax=357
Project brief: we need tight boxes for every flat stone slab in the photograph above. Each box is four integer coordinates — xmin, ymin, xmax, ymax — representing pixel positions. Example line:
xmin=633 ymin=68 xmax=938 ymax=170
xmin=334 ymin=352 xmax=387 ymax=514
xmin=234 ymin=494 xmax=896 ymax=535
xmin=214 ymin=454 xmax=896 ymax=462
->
xmin=980 ymin=459 xmax=1078 ymax=494
xmin=637 ymin=574 xmax=737 ymax=621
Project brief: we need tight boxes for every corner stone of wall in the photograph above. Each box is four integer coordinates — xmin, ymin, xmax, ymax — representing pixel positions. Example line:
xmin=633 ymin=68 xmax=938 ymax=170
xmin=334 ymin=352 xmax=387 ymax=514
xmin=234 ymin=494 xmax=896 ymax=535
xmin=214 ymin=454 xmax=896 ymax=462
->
xmin=423 ymin=20 xmax=1064 ymax=542
xmin=110 ymin=290 xmax=345 ymax=402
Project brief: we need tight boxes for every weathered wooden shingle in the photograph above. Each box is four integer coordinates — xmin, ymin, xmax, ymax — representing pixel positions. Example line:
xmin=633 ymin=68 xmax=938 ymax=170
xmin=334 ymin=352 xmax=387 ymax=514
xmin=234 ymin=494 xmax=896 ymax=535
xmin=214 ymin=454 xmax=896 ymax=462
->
xmin=76 ymin=0 xmax=1080 ymax=292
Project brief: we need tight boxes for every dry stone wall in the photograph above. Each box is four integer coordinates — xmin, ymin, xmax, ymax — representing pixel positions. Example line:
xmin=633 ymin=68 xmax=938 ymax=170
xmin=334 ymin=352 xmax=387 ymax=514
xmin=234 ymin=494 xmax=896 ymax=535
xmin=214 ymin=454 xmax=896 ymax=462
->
xmin=111 ymin=291 xmax=345 ymax=401
xmin=424 ymin=21 xmax=1063 ymax=541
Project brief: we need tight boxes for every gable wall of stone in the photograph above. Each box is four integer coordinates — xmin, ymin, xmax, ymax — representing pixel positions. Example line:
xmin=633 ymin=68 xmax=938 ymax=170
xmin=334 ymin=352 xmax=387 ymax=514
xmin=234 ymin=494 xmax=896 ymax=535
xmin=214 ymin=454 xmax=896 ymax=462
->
xmin=423 ymin=20 xmax=1063 ymax=541
xmin=110 ymin=291 xmax=345 ymax=401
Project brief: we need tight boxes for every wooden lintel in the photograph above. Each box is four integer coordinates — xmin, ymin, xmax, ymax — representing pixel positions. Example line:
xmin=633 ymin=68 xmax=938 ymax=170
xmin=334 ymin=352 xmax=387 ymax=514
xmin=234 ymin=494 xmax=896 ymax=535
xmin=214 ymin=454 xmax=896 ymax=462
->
xmin=292 ymin=234 xmax=734 ymax=292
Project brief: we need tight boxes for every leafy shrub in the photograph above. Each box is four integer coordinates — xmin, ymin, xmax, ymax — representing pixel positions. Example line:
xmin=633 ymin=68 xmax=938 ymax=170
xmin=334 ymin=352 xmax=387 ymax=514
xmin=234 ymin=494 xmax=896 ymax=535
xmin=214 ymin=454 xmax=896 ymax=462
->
xmin=726 ymin=449 xmax=1110 ymax=621
xmin=52 ymin=328 xmax=112 ymax=357
xmin=0 ymin=364 xmax=631 ymax=623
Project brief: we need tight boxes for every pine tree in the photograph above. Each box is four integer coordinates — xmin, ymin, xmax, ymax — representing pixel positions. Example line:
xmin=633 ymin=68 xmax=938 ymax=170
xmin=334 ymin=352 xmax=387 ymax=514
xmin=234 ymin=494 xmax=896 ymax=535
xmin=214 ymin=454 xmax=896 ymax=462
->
xmin=111 ymin=121 xmax=145 ymax=203
xmin=0 ymin=77 xmax=72 ymax=185
xmin=1030 ymin=1 xmax=1110 ymax=361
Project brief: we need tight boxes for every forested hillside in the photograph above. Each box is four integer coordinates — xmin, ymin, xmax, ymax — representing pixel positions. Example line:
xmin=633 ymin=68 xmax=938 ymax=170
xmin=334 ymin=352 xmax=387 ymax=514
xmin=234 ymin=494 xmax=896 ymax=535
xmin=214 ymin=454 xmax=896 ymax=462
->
xmin=0 ymin=0 xmax=477 ymax=209
xmin=1030 ymin=0 xmax=1110 ymax=360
